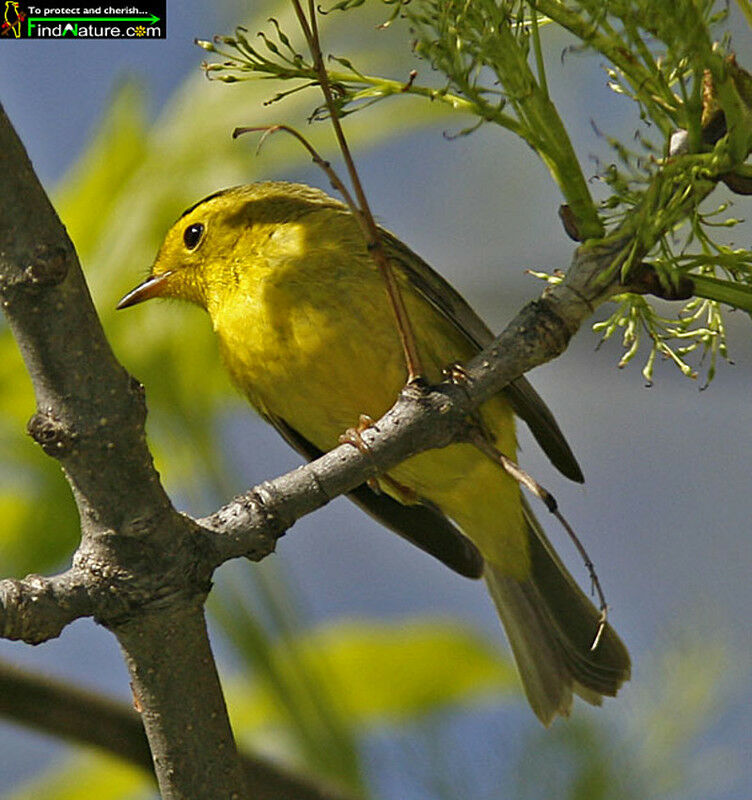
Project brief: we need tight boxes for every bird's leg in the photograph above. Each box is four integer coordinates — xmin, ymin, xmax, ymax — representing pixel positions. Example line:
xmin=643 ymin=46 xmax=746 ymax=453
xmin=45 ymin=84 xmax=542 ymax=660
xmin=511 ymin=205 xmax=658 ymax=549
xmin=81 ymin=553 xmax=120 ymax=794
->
xmin=338 ymin=415 xmax=421 ymax=502
xmin=338 ymin=413 xmax=377 ymax=452
xmin=378 ymin=474 xmax=420 ymax=505
xmin=443 ymin=362 xmax=498 ymax=446
xmin=339 ymin=414 xmax=382 ymax=493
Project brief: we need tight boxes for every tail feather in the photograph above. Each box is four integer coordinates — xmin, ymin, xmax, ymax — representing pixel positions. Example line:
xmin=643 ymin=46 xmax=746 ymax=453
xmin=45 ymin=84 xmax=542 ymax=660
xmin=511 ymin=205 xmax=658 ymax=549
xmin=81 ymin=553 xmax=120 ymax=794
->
xmin=484 ymin=498 xmax=631 ymax=725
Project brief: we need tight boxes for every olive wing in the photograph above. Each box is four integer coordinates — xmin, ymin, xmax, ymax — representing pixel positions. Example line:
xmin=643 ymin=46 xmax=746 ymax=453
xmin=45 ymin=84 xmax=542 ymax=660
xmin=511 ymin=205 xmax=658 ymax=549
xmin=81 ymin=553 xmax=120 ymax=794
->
xmin=383 ymin=230 xmax=584 ymax=484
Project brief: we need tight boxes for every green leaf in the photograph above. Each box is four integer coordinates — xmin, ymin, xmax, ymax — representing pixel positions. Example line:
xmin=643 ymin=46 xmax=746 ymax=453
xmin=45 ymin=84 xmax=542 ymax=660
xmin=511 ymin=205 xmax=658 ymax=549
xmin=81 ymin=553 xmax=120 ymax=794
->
xmin=52 ymin=79 xmax=149 ymax=264
xmin=0 ymin=473 xmax=79 ymax=575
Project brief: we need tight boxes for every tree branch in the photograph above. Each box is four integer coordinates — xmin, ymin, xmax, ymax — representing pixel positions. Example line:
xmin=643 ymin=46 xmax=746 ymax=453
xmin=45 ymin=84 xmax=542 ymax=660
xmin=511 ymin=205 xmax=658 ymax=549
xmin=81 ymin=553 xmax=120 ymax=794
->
xmin=114 ymin=598 xmax=260 ymax=799
xmin=0 ymin=103 xmax=248 ymax=799
xmin=0 ymin=569 xmax=92 ymax=644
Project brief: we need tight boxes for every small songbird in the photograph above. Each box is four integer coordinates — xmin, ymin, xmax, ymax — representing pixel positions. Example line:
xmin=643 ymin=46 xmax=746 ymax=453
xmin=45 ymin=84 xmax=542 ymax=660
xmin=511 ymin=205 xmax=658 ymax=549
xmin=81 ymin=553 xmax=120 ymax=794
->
xmin=118 ymin=182 xmax=630 ymax=724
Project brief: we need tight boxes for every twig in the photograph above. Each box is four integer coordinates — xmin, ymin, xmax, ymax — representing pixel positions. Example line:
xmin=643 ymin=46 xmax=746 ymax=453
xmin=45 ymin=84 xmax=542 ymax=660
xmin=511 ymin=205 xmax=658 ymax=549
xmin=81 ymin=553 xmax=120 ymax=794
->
xmin=233 ymin=124 xmax=360 ymax=214
xmin=529 ymin=8 xmax=549 ymax=99
xmin=465 ymin=426 xmax=608 ymax=652
xmin=288 ymin=0 xmax=424 ymax=381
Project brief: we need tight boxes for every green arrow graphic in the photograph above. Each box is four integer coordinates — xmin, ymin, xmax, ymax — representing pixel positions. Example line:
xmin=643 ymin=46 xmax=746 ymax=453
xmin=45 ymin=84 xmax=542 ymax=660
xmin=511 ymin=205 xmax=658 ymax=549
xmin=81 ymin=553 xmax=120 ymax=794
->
xmin=28 ymin=14 xmax=160 ymax=24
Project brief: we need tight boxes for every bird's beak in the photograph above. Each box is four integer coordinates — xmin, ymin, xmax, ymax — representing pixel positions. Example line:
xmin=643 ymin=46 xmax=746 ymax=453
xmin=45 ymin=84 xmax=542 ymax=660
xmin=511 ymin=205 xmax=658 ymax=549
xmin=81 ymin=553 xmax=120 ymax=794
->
xmin=116 ymin=271 xmax=175 ymax=310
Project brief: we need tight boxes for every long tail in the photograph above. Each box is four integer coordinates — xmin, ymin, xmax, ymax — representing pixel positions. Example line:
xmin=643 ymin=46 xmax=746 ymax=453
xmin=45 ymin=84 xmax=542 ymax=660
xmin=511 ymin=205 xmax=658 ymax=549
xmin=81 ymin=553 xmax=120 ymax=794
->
xmin=484 ymin=498 xmax=631 ymax=725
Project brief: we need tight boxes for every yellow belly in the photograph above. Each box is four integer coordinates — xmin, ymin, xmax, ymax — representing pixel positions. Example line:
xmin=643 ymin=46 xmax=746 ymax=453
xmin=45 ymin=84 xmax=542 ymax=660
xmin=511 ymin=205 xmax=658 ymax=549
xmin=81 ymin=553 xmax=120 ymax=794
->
xmin=213 ymin=255 xmax=527 ymax=578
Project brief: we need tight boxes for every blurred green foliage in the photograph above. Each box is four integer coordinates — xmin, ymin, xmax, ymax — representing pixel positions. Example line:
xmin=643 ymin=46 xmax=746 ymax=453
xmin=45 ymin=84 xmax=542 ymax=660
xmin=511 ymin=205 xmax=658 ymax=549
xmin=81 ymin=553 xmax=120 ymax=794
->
xmin=5 ymin=755 xmax=148 ymax=800
xmin=4 ymin=627 xmax=742 ymax=800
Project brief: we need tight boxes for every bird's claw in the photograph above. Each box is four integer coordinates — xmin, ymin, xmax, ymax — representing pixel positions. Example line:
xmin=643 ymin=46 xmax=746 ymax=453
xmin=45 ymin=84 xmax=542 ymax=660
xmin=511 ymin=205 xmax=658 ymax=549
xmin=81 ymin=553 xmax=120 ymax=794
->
xmin=338 ymin=414 xmax=377 ymax=454
xmin=443 ymin=361 xmax=471 ymax=386
xmin=340 ymin=415 xmax=381 ymax=489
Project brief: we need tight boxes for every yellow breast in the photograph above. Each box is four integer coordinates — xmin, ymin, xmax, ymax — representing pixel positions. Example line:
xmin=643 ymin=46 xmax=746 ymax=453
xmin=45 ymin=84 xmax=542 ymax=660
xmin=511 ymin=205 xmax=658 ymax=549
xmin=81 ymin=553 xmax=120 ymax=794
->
xmin=207 ymin=211 xmax=525 ymax=574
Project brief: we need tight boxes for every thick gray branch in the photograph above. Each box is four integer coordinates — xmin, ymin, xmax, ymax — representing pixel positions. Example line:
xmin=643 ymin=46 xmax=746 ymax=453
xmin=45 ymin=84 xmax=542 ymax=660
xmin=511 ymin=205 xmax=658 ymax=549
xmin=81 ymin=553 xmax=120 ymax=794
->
xmin=0 ymin=104 xmax=248 ymax=799
xmin=0 ymin=570 xmax=92 ymax=643
xmin=114 ymin=599 xmax=250 ymax=798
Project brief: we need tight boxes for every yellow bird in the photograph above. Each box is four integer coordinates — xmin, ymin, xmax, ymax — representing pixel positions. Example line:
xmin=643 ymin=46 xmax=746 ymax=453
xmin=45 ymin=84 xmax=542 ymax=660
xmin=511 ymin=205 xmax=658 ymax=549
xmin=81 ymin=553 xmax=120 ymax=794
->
xmin=118 ymin=182 xmax=630 ymax=724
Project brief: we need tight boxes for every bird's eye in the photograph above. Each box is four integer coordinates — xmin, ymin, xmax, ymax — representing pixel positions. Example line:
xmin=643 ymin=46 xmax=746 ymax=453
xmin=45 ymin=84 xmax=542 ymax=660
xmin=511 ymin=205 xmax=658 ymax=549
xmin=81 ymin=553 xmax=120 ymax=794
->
xmin=183 ymin=223 xmax=205 ymax=251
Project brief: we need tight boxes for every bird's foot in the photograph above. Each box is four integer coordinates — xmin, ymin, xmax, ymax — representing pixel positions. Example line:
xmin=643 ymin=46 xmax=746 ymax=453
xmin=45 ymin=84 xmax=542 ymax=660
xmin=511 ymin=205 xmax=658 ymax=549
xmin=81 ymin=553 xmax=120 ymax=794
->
xmin=339 ymin=414 xmax=377 ymax=453
xmin=443 ymin=361 xmax=471 ymax=386
xmin=339 ymin=415 xmax=380 ymax=492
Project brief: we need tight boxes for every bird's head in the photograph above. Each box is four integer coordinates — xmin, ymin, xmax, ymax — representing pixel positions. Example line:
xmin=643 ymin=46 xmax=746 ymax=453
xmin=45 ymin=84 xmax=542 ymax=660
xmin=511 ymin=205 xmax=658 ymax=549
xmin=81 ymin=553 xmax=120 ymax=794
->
xmin=117 ymin=182 xmax=343 ymax=316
